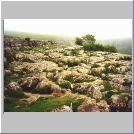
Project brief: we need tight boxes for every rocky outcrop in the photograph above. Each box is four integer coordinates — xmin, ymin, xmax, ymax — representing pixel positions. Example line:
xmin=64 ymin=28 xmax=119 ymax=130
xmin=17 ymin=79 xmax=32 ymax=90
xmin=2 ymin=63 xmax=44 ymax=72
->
xmin=4 ymin=39 xmax=132 ymax=112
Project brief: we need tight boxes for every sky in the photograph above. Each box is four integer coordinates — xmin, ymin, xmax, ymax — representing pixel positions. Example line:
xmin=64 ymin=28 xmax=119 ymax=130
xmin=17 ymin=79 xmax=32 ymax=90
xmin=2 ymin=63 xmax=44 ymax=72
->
xmin=4 ymin=19 xmax=132 ymax=40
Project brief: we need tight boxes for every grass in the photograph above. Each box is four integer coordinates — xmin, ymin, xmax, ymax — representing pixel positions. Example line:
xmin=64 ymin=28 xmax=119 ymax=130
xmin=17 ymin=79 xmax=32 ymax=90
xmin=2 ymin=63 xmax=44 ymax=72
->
xmin=4 ymin=97 xmax=28 ymax=112
xmin=26 ymin=96 xmax=74 ymax=112
xmin=103 ymin=81 xmax=112 ymax=91
xmin=4 ymin=95 xmax=85 ymax=112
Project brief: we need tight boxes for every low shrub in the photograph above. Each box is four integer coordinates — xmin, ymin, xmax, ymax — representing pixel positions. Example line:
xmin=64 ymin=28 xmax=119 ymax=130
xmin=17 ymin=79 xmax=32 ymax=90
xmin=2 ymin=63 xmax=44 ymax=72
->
xmin=72 ymin=99 xmax=84 ymax=112
xmin=104 ymin=91 xmax=114 ymax=101
xmin=75 ymin=37 xmax=83 ymax=45
xmin=71 ymin=49 xmax=80 ymax=56
xmin=59 ymin=81 xmax=72 ymax=89
xmin=103 ymin=81 xmax=112 ymax=91
xmin=83 ymin=42 xmax=117 ymax=53
xmin=5 ymin=88 xmax=25 ymax=98
xmin=67 ymin=59 xmax=81 ymax=67
xmin=91 ymin=63 xmax=100 ymax=68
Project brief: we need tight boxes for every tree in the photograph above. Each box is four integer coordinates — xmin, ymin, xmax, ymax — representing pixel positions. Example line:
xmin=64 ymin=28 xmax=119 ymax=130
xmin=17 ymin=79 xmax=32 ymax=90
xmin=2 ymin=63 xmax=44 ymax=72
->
xmin=82 ymin=34 xmax=96 ymax=45
xmin=83 ymin=42 xmax=94 ymax=51
xmin=75 ymin=37 xmax=83 ymax=45
xmin=75 ymin=34 xmax=118 ymax=53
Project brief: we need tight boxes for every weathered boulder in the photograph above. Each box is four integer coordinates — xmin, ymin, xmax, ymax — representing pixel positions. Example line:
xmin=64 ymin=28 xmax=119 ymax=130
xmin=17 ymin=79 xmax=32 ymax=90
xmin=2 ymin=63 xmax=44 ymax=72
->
xmin=109 ymin=95 xmax=130 ymax=112
xmin=77 ymin=99 xmax=99 ymax=112
xmin=5 ymin=82 xmax=25 ymax=97
xmin=97 ymin=100 xmax=109 ymax=112
xmin=52 ymin=105 xmax=73 ymax=112
xmin=92 ymin=87 xmax=102 ymax=100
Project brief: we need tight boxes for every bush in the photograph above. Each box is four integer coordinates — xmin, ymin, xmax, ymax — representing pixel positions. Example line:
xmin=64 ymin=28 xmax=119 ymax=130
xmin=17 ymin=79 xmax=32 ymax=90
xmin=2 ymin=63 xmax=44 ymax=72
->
xmin=103 ymin=81 xmax=112 ymax=91
xmin=83 ymin=43 xmax=117 ymax=53
xmin=25 ymin=37 xmax=31 ymax=42
xmin=76 ymin=34 xmax=117 ymax=53
xmin=35 ymin=81 xmax=61 ymax=94
xmin=72 ymin=99 xmax=84 ymax=112
xmin=36 ymin=84 xmax=53 ymax=94
xmin=103 ymin=64 xmax=110 ymax=74
xmin=82 ymin=34 xmax=96 ymax=44
xmin=83 ymin=42 xmax=94 ymax=51
xmin=5 ymin=88 xmax=25 ymax=98
xmin=71 ymin=49 xmax=80 ymax=56
xmin=59 ymin=81 xmax=72 ymax=89
xmin=91 ymin=63 xmax=100 ymax=68
xmin=104 ymin=45 xmax=117 ymax=53
xmin=104 ymin=91 xmax=114 ymax=101
xmin=66 ymin=59 xmax=81 ymax=67
xmin=75 ymin=37 xmax=83 ymax=45
xmin=64 ymin=75 xmax=75 ymax=83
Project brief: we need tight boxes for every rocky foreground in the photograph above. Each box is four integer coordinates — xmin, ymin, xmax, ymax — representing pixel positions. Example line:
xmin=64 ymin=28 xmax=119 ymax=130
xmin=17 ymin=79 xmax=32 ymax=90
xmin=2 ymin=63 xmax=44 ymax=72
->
xmin=4 ymin=44 xmax=132 ymax=112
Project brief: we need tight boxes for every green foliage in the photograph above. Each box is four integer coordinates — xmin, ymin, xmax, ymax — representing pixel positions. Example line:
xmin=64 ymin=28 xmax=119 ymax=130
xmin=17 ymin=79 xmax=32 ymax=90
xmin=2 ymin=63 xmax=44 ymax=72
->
xmin=83 ymin=42 xmax=117 ymax=53
xmin=91 ymin=70 xmax=101 ymax=77
xmin=103 ymin=64 xmax=110 ymax=74
xmin=74 ymin=78 xmax=95 ymax=83
xmin=83 ymin=42 xmax=94 ymax=51
xmin=75 ymin=34 xmax=117 ymax=53
xmin=82 ymin=34 xmax=96 ymax=44
xmin=104 ymin=91 xmax=114 ymax=101
xmin=4 ymin=97 xmax=28 ymax=112
xmin=71 ymin=49 xmax=80 ymax=56
xmin=103 ymin=81 xmax=112 ymax=91
xmin=59 ymin=81 xmax=72 ymax=89
xmin=104 ymin=45 xmax=117 ymax=53
xmin=25 ymin=37 xmax=31 ymax=42
xmin=21 ymin=56 xmax=34 ymax=63
xmin=12 ymin=88 xmax=25 ymax=98
xmin=72 ymin=99 xmax=84 ymax=112
xmin=64 ymin=75 xmax=75 ymax=83
xmin=4 ymin=73 xmax=27 ymax=86
xmin=64 ymin=59 xmax=81 ymax=67
xmin=103 ymin=63 xmax=118 ymax=74
xmin=75 ymin=37 xmax=83 ymax=45
xmin=35 ymin=84 xmax=53 ymax=94
xmin=91 ymin=63 xmax=100 ymax=68
xmin=26 ymin=96 xmax=74 ymax=112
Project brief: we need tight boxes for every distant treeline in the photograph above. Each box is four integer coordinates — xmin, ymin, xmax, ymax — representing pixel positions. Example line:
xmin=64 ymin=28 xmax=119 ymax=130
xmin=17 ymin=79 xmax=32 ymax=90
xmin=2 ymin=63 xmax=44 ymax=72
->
xmin=97 ymin=38 xmax=132 ymax=55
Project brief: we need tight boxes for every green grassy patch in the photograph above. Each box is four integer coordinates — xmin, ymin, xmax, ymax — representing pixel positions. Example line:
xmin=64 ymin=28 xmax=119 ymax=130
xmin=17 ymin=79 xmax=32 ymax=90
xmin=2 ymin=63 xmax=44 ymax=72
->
xmin=4 ymin=97 xmax=28 ymax=112
xmin=26 ymin=96 xmax=74 ymax=112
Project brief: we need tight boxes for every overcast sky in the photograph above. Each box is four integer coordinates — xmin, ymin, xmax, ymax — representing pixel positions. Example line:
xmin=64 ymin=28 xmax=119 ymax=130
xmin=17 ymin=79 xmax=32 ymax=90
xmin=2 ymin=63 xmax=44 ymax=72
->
xmin=4 ymin=19 xmax=132 ymax=39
